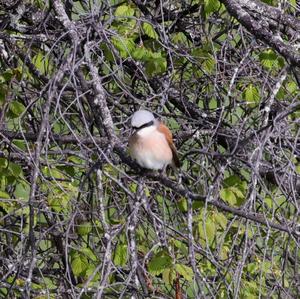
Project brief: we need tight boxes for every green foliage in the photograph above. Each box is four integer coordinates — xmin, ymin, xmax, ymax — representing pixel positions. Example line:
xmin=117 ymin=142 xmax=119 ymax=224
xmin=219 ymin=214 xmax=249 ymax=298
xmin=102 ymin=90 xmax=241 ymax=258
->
xmin=204 ymin=0 xmax=221 ymax=15
xmin=70 ymin=247 xmax=98 ymax=279
xmin=115 ymin=4 xmax=135 ymax=17
xmin=171 ymin=32 xmax=189 ymax=46
xmin=114 ymin=243 xmax=128 ymax=266
xmin=259 ymin=49 xmax=285 ymax=70
xmin=0 ymin=159 xmax=24 ymax=187
xmin=76 ymin=222 xmax=93 ymax=236
xmin=213 ymin=211 xmax=228 ymax=229
xmin=242 ymin=84 xmax=260 ymax=107
xmin=1 ymin=1 xmax=299 ymax=297
xmin=71 ymin=1 xmax=86 ymax=20
xmin=192 ymin=47 xmax=216 ymax=74
xmin=0 ymin=190 xmax=10 ymax=199
xmin=8 ymin=101 xmax=25 ymax=118
xmin=148 ymin=250 xmax=173 ymax=276
xmin=261 ymin=0 xmax=277 ymax=5
xmin=175 ymin=263 xmax=194 ymax=281
xmin=71 ymin=252 xmax=89 ymax=277
xmin=111 ymin=36 xmax=136 ymax=58
xmin=220 ymin=175 xmax=247 ymax=206
xmin=47 ymin=180 xmax=77 ymax=213
xmin=142 ymin=22 xmax=159 ymax=40
xmin=145 ymin=52 xmax=167 ymax=76
xmin=33 ymin=52 xmax=52 ymax=75
xmin=162 ymin=268 xmax=176 ymax=285
xmin=0 ymin=84 xmax=6 ymax=104
xmin=14 ymin=182 xmax=30 ymax=199
xmin=220 ymin=188 xmax=237 ymax=205
xmin=198 ymin=213 xmax=217 ymax=246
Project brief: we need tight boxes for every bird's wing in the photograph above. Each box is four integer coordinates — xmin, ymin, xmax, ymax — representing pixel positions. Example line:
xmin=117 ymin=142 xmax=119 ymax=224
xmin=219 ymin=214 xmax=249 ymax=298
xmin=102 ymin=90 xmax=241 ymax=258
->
xmin=157 ymin=122 xmax=180 ymax=168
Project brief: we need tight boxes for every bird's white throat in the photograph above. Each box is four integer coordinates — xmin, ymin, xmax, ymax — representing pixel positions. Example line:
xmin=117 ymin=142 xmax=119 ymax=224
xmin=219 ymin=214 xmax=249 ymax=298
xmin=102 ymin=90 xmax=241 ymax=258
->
xmin=137 ymin=125 xmax=157 ymax=137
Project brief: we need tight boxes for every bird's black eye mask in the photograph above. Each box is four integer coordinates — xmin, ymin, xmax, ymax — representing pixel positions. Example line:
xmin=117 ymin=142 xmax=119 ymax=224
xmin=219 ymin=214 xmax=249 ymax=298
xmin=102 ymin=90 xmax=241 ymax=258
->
xmin=132 ymin=120 xmax=154 ymax=131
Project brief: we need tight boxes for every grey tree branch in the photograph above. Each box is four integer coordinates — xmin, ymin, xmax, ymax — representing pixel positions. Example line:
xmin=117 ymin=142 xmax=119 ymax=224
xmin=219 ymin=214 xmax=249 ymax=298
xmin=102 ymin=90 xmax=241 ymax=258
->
xmin=220 ymin=0 xmax=300 ymax=66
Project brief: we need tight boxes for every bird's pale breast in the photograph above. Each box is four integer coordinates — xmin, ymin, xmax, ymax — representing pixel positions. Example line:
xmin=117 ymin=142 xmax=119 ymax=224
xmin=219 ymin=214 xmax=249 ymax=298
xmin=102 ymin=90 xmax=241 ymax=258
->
xmin=129 ymin=129 xmax=173 ymax=170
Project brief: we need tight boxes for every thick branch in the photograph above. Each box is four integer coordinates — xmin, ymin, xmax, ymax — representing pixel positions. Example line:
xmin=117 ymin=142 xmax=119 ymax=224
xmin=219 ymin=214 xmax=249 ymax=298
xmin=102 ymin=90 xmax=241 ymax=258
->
xmin=0 ymin=129 xmax=108 ymax=146
xmin=2 ymin=128 xmax=299 ymax=236
xmin=220 ymin=0 xmax=300 ymax=66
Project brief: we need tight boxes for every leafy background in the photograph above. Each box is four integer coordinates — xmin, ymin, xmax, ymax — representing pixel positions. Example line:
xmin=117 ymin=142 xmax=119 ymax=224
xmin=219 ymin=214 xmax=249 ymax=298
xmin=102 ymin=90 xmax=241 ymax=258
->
xmin=0 ymin=0 xmax=299 ymax=298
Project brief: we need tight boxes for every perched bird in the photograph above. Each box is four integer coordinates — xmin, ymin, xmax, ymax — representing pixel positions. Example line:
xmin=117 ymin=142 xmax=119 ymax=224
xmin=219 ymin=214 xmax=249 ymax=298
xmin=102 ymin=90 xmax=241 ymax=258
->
xmin=128 ymin=110 xmax=180 ymax=170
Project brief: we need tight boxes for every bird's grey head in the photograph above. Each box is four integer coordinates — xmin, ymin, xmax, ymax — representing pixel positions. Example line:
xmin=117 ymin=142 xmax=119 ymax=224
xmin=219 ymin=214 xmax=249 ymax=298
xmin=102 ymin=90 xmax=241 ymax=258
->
xmin=131 ymin=110 xmax=155 ymax=129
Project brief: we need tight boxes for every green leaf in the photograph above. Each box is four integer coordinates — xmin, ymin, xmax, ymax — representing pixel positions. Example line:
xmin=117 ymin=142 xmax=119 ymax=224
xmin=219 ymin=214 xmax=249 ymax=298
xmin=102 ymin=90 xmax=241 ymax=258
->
xmin=0 ymin=190 xmax=10 ymax=199
xmin=9 ymin=101 xmax=25 ymax=117
xmin=71 ymin=253 xmax=89 ymax=277
xmin=175 ymin=264 xmax=194 ymax=281
xmin=2 ymin=70 xmax=13 ymax=82
xmin=223 ymin=175 xmax=240 ymax=187
xmin=259 ymin=49 xmax=284 ymax=70
xmin=214 ymin=212 xmax=228 ymax=229
xmin=172 ymin=32 xmax=188 ymax=45
xmin=115 ymin=5 xmax=135 ymax=17
xmin=0 ymin=158 xmax=8 ymax=168
xmin=203 ymin=53 xmax=215 ymax=74
xmin=173 ymin=239 xmax=188 ymax=255
xmin=13 ymin=140 xmax=26 ymax=150
xmin=204 ymin=0 xmax=220 ymax=15
xmin=57 ymin=165 xmax=75 ymax=177
xmin=220 ymin=245 xmax=229 ymax=260
xmin=205 ymin=218 xmax=216 ymax=243
xmin=145 ymin=54 xmax=167 ymax=76
xmin=112 ymin=36 xmax=135 ymax=58
xmin=243 ymin=84 xmax=260 ymax=106
xmin=247 ymin=262 xmax=257 ymax=274
xmin=14 ymin=183 xmax=30 ymax=200
xmin=178 ymin=198 xmax=187 ymax=212
xmin=220 ymin=188 xmax=236 ymax=205
xmin=148 ymin=251 xmax=172 ymax=276
xmin=286 ymin=81 xmax=298 ymax=95
xmin=229 ymin=186 xmax=244 ymax=199
xmin=198 ymin=216 xmax=216 ymax=246
xmin=114 ymin=243 xmax=127 ymax=266
xmin=209 ymin=98 xmax=218 ymax=109
xmin=261 ymin=261 xmax=272 ymax=274
xmin=162 ymin=268 xmax=176 ymax=285
xmin=264 ymin=196 xmax=273 ymax=208
xmin=8 ymin=162 xmax=22 ymax=177
xmin=81 ymin=247 xmax=97 ymax=262
xmin=33 ymin=52 xmax=51 ymax=75
xmin=41 ymin=277 xmax=57 ymax=290
xmin=76 ymin=222 xmax=92 ymax=236
xmin=0 ymin=84 xmax=7 ymax=104
xmin=132 ymin=46 xmax=148 ymax=60
xmin=142 ymin=22 xmax=159 ymax=40
xmin=47 ymin=187 xmax=73 ymax=213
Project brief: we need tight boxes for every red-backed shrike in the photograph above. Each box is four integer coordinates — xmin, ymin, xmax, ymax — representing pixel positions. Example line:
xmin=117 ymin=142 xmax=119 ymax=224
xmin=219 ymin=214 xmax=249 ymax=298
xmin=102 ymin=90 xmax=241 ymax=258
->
xmin=129 ymin=110 xmax=180 ymax=170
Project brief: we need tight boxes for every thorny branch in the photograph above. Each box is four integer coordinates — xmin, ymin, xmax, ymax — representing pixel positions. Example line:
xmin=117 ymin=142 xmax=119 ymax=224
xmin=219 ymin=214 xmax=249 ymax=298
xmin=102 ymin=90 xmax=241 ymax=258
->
xmin=1 ymin=0 xmax=300 ymax=298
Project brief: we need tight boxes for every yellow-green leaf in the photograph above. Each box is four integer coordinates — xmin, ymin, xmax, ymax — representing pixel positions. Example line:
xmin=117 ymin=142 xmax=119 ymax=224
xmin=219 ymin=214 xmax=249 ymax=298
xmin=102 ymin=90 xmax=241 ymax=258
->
xmin=214 ymin=212 xmax=228 ymax=229
xmin=142 ymin=22 xmax=159 ymax=40
xmin=243 ymin=84 xmax=260 ymax=105
xmin=220 ymin=188 xmax=237 ymax=205
xmin=115 ymin=5 xmax=134 ymax=17
xmin=9 ymin=101 xmax=25 ymax=117
xmin=76 ymin=222 xmax=92 ymax=236
xmin=71 ymin=254 xmax=88 ymax=277
xmin=162 ymin=268 xmax=176 ymax=285
xmin=0 ymin=190 xmax=10 ymax=199
xmin=175 ymin=264 xmax=194 ymax=281
xmin=148 ymin=251 xmax=172 ymax=276
xmin=114 ymin=244 xmax=128 ymax=266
